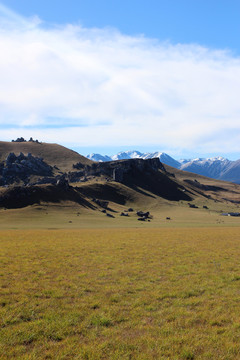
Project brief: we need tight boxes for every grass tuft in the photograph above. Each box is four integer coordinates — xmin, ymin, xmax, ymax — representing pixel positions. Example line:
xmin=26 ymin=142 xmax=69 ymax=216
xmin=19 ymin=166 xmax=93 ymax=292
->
xmin=90 ymin=314 xmax=113 ymax=327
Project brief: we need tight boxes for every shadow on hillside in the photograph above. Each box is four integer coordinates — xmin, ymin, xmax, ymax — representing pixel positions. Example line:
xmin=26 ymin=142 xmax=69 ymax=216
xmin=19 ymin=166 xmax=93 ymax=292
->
xmin=0 ymin=185 xmax=96 ymax=209
xmin=122 ymin=169 xmax=192 ymax=202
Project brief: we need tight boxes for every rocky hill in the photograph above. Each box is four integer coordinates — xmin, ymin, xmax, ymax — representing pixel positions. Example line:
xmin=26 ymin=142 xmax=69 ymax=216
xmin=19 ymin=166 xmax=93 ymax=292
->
xmin=0 ymin=140 xmax=92 ymax=173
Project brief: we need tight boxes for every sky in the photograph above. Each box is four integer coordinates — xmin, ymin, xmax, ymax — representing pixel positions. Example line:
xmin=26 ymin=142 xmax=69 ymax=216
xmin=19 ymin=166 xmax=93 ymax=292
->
xmin=0 ymin=1 xmax=240 ymax=159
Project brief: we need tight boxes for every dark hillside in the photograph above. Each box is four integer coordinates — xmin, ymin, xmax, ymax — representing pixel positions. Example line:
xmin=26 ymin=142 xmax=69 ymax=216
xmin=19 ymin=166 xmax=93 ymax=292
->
xmin=0 ymin=182 xmax=95 ymax=209
xmin=74 ymin=158 xmax=191 ymax=201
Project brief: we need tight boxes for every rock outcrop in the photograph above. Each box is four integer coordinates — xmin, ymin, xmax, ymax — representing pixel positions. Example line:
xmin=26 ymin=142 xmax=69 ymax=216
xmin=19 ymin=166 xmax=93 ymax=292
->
xmin=0 ymin=152 xmax=53 ymax=185
xmin=69 ymin=158 xmax=166 ymax=183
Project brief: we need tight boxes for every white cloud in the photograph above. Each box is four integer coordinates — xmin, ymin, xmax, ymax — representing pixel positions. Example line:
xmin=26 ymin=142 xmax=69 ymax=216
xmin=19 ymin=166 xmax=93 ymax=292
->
xmin=0 ymin=4 xmax=240 ymax=156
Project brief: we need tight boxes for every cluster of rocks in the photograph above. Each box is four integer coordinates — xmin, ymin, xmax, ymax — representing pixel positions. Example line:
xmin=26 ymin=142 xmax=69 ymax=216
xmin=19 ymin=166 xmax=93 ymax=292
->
xmin=32 ymin=175 xmax=70 ymax=188
xmin=98 ymin=205 xmax=152 ymax=222
xmin=119 ymin=208 xmax=152 ymax=221
xmin=137 ymin=211 xmax=151 ymax=221
xmin=0 ymin=152 xmax=53 ymax=185
xmin=11 ymin=137 xmax=40 ymax=143
xmin=188 ymin=203 xmax=208 ymax=210
xmin=120 ymin=208 xmax=134 ymax=217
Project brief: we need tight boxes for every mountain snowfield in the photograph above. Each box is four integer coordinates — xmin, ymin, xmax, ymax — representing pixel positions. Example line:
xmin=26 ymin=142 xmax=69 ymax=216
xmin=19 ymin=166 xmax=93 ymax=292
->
xmin=87 ymin=151 xmax=240 ymax=183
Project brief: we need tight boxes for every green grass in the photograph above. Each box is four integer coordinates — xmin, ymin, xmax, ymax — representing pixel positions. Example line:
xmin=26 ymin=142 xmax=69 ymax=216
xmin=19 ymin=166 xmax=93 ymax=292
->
xmin=1 ymin=227 xmax=240 ymax=359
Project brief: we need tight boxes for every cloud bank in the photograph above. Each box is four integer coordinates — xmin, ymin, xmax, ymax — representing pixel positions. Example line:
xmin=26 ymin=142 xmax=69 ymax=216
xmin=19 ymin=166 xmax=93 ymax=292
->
xmin=0 ymin=4 xmax=240 ymax=156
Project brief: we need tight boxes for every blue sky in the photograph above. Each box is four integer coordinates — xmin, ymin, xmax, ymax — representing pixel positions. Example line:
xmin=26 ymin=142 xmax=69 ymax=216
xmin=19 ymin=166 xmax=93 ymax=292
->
xmin=0 ymin=1 xmax=240 ymax=159
xmin=3 ymin=0 xmax=240 ymax=52
xmin=2 ymin=0 xmax=240 ymax=54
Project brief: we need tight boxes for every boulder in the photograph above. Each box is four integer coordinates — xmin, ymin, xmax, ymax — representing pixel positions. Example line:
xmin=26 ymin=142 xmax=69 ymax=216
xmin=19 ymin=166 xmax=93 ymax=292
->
xmin=106 ymin=213 xmax=115 ymax=218
xmin=137 ymin=211 xmax=150 ymax=218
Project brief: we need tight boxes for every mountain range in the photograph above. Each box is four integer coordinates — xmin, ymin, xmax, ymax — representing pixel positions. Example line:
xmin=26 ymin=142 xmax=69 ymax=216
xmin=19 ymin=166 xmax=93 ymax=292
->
xmin=87 ymin=151 xmax=240 ymax=184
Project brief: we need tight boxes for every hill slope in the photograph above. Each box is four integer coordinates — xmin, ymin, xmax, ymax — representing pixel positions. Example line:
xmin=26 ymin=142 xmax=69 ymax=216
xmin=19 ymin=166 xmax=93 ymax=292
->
xmin=0 ymin=141 xmax=93 ymax=173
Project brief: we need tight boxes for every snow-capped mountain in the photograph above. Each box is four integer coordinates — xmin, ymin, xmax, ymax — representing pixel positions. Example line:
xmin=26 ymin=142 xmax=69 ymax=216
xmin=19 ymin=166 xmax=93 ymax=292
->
xmin=142 ymin=152 xmax=181 ymax=168
xmin=220 ymin=159 xmax=240 ymax=182
xmin=111 ymin=150 xmax=143 ymax=161
xmin=86 ymin=151 xmax=240 ymax=183
xmin=87 ymin=151 xmax=180 ymax=168
xmin=87 ymin=153 xmax=112 ymax=162
xmin=180 ymin=157 xmax=232 ymax=179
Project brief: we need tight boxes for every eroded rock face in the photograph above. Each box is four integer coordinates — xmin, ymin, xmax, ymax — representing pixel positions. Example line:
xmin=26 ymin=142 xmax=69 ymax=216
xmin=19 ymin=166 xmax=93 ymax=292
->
xmin=56 ymin=176 xmax=70 ymax=190
xmin=27 ymin=158 xmax=165 ymax=185
xmin=69 ymin=158 xmax=166 ymax=183
xmin=0 ymin=152 xmax=53 ymax=185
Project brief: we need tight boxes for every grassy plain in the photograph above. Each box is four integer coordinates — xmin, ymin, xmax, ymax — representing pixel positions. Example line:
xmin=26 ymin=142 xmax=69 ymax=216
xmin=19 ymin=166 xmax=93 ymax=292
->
xmin=1 ymin=227 xmax=240 ymax=359
xmin=0 ymin=193 xmax=239 ymax=230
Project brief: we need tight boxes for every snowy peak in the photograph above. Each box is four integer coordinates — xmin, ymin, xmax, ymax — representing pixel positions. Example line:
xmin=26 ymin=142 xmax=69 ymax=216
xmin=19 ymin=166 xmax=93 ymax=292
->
xmin=184 ymin=156 xmax=229 ymax=164
xmin=180 ymin=157 xmax=231 ymax=178
xmin=111 ymin=150 xmax=143 ymax=161
xmin=87 ymin=153 xmax=112 ymax=162
xmin=87 ymin=150 xmax=180 ymax=168
xmin=141 ymin=151 xmax=164 ymax=159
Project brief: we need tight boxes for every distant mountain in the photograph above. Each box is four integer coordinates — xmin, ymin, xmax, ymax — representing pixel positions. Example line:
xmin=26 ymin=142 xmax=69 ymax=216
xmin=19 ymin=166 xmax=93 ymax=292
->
xmin=180 ymin=157 xmax=232 ymax=179
xmin=111 ymin=150 xmax=143 ymax=161
xmin=219 ymin=159 xmax=240 ymax=182
xmin=86 ymin=151 xmax=240 ymax=183
xmin=141 ymin=152 xmax=181 ymax=168
xmin=87 ymin=153 xmax=112 ymax=162
xmin=87 ymin=151 xmax=180 ymax=168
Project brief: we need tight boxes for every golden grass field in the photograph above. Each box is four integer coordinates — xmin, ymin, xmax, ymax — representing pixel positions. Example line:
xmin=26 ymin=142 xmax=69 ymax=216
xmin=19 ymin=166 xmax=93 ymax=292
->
xmin=1 ymin=226 xmax=240 ymax=359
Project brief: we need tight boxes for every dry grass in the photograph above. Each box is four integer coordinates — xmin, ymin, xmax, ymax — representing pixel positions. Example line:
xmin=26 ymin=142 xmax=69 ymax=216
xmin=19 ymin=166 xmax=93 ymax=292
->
xmin=1 ymin=227 xmax=240 ymax=359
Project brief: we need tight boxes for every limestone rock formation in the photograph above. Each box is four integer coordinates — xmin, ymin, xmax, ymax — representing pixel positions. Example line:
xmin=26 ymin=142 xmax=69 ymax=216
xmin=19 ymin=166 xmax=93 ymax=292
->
xmin=0 ymin=152 xmax=53 ymax=185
